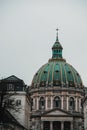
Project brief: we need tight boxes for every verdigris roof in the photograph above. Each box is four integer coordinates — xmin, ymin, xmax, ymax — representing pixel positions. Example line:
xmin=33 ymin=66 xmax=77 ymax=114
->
xmin=32 ymin=60 xmax=83 ymax=88
xmin=52 ymin=41 xmax=63 ymax=49
xmin=31 ymin=31 xmax=83 ymax=88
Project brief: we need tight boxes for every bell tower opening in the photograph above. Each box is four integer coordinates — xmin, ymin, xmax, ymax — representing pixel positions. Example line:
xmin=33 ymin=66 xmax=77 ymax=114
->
xmin=52 ymin=29 xmax=63 ymax=59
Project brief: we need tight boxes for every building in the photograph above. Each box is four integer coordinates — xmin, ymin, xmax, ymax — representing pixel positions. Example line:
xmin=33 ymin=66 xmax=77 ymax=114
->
xmin=0 ymin=109 xmax=26 ymax=130
xmin=29 ymin=30 xmax=85 ymax=130
xmin=0 ymin=75 xmax=30 ymax=130
xmin=0 ymin=31 xmax=87 ymax=130
xmin=84 ymin=87 xmax=87 ymax=130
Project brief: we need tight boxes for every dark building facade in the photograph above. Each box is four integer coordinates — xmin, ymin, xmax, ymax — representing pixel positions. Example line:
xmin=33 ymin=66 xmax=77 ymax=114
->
xmin=0 ymin=75 xmax=30 ymax=130
xmin=0 ymin=75 xmax=26 ymax=92
xmin=0 ymin=109 xmax=26 ymax=130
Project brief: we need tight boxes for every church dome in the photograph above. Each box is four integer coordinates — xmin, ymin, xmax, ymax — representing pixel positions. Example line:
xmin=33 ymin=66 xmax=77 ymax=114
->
xmin=31 ymin=30 xmax=83 ymax=88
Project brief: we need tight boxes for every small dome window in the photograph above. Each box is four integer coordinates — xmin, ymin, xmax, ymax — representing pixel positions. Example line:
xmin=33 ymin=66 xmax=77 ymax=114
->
xmin=68 ymin=71 xmax=71 ymax=74
xmin=53 ymin=80 xmax=61 ymax=86
xmin=80 ymin=83 xmax=82 ymax=87
xmin=44 ymin=71 xmax=47 ymax=74
xmin=40 ymin=81 xmax=46 ymax=87
xmin=55 ymin=70 xmax=59 ymax=73
xmin=77 ymin=73 xmax=79 ymax=76
xmin=69 ymin=81 xmax=74 ymax=87
xmin=36 ymin=73 xmax=38 ymax=76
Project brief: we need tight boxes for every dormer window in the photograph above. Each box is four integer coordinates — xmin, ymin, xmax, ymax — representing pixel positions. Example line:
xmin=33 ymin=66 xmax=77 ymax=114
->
xmin=53 ymin=80 xmax=61 ymax=86
xmin=44 ymin=71 xmax=47 ymax=74
xmin=55 ymin=70 xmax=59 ymax=73
xmin=77 ymin=73 xmax=79 ymax=76
xmin=40 ymin=81 xmax=46 ymax=87
xmin=36 ymin=73 xmax=38 ymax=76
xmin=69 ymin=81 xmax=74 ymax=87
xmin=7 ymin=84 xmax=14 ymax=91
xmin=68 ymin=71 xmax=71 ymax=74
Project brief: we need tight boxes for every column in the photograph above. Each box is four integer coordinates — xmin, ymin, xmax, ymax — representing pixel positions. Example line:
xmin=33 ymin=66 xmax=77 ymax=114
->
xmin=61 ymin=96 xmax=63 ymax=109
xmin=33 ymin=98 xmax=35 ymax=110
xmin=51 ymin=96 xmax=53 ymax=109
xmin=71 ymin=121 xmax=73 ymax=130
xmin=35 ymin=98 xmax=36 ymax=110
xmin=79 ymin=98 xmax=81 ymax=112
xmin=37 ymin=97 xmax=39 ymax=110
xmin=61 ymin=121 xmax=64 ymax=130
xmin=41 ymin=121 xmax=43 ymax=130
xmin=50 ymin=121 xmax=53 ymax=130
xmin=67 ymin=96 xmax=69 ymax=111
xmin=46 ymin=96 xmax=48 ymax=110
xmin=75 ymin=97 xmax=77 ymax=111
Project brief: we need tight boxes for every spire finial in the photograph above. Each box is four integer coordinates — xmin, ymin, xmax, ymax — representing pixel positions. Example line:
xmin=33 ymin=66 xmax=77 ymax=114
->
xmin=56 ymin=28 xmax=59 ymax=41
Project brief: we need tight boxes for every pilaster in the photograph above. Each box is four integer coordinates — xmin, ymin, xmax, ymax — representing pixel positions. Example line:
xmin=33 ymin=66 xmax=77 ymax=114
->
xmin=79 ymin=98 xmax=81 ymax=112
xmin=41 ymin=121 xmax=43 ymax=130
xmin=61 ymin=121 xmax=64 ymax=130
xmin=71 ymin=121 xmax=73 ymax=130
xmin=51 ymin=96 xmax=53 ymax=109
xmin=46 ymin=96 xmax=48 ymax=110
xmin=67 ymin=96 xmax=69 ymax=110
xmin=50 ymin=121 xmax=53 ymax=130
xmin=75 ymin=97 xmax=77 ymax=111
xmin=37 ymin=97 xmax=39 ymax=110
xmin=61 ymin=96 xmax=63 ymax=109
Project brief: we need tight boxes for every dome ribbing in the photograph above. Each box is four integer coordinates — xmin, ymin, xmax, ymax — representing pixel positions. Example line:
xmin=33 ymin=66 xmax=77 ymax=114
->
xmin=31 ymin=30 xmax=83 ymax=89
xmin=32 ymin=61 xmax=83 ymax=88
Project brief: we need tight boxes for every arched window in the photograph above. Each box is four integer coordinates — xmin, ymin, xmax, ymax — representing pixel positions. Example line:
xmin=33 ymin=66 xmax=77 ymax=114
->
xmin=35 ymin=98 xmax=37 ymax=110
xmin=39 ymin=97 xmax=45 ymax=110
xmin=69 ymin=97 xmax=75 ymax=111
xmin=80 ymin=98 xmax=83 ymax=112
xmin=31 ymin=98 xmax=33 ymax=111
xmin=54 ymin=97 xmax=61 ymax=108
xmin=47 ymin=97 xmax=51 ymax=108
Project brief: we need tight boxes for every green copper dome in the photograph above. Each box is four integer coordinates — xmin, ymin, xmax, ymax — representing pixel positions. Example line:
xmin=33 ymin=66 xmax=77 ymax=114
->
xmin=32 ymin=60 xmax=83 ymax=88
xmin=32 ymin=30 xmax=83 ymax=88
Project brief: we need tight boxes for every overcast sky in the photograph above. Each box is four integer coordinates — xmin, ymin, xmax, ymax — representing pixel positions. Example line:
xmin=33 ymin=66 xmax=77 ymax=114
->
xmin=0 ymin=0 xmax=87 ymax=86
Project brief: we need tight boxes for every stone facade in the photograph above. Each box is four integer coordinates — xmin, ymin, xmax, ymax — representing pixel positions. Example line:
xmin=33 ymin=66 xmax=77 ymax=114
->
xmin=29 ymin=33 xmax=85 ymax=130
xmin=30 ymin=86 xmax=84 ymax=130
xmin=84 ymin=88 xmax=87 ymax=130
xmin=10 ymin=92 xmax=30 ymax=129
